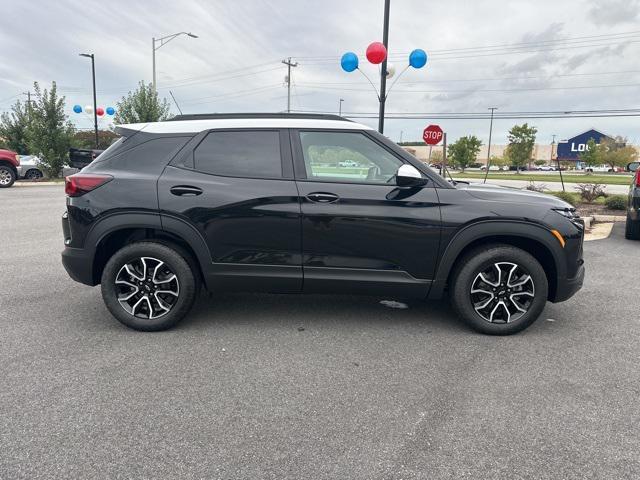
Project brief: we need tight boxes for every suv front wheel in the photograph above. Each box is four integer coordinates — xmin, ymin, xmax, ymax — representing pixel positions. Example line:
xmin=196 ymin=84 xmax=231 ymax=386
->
xmin=101 ymin=242 xmax=197 ymax=331
xmin=450 ymin=244 xmax=548 ymax=335
xmin=0 ymin=165 xmax=16 ymax=188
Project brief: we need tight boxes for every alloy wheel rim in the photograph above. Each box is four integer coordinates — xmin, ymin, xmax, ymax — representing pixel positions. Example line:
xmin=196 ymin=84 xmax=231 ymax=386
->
xmin=470 ymin=262 xmax=535 ymax=324
xmin=115 ymin=256 xmax=180 ymax=319
xmin=0 ymin=170 xmax=11 ymax=185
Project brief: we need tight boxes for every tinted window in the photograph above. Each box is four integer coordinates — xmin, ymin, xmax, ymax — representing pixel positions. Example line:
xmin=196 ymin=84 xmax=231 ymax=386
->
xmin=299 ymin=131 xmax=403 ymax=184
xmin=194 ymin=130 xmax=282 ymax=179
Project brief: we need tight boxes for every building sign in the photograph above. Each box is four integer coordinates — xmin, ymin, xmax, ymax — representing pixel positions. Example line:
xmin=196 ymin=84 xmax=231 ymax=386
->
xmin=556 ymin=129 xmax=611 ymax=161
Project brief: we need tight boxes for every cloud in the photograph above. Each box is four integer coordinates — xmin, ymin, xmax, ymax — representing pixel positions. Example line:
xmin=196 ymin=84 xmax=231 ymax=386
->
xmin=587 ymin=0 xmax=640 ymax=26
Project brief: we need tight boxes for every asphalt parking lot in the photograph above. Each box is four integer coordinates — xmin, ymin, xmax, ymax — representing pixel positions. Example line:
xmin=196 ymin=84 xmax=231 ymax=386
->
xmin=1 ymin=185 xmax=639 ymax=479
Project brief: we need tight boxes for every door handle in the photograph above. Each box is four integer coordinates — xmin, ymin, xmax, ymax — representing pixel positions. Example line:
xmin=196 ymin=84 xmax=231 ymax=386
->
xmin=170 ymin=185 xmax=203 ymax=196
xmin=306 ymin=192 xmax=339 ymax=203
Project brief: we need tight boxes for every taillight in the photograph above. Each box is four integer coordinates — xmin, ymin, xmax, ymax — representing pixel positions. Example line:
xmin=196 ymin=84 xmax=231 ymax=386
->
xmin=635 ymin=170 xmax=640 ymax=188
xmin=65 ymin=173 xmax=113 ymax=197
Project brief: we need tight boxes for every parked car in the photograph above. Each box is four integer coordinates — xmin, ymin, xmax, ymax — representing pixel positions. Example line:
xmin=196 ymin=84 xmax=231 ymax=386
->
xmin=16 ymin=155 xmax=44 ymax=180
xmin=585 ymin=165 xmax=616 ymax=173
xmin=626 ymin=162 xmax=640 ymax=240
xmin=338 ymin=159 xmax=358 ymax=167
xmin=61 ymin=113 xmax=585 ymax=335
xmin=0 ymin=148 xmax=20 ymax=188
xmin=69 ymin=147 xmax=103 ymax=169
xmin=536 ymin=165 xmax=556 ymax=171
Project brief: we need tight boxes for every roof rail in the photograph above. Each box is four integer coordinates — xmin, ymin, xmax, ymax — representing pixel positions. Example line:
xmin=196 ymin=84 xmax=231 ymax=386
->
xmin=169 ymin=112 xmax=351 ymax=122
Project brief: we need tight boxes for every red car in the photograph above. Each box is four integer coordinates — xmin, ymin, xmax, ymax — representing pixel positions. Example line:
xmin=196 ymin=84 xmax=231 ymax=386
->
xmin=0 ymin=149 xmax=20 ymax=188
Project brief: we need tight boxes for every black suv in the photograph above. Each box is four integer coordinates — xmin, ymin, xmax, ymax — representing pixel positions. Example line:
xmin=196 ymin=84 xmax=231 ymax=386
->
xmin=61 ymin=114 xmax=584 ymax=335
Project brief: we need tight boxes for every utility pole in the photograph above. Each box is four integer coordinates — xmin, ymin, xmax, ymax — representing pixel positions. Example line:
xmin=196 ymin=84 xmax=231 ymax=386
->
xmin=399 ymin=130 xmax=403 ymax=143
xmin=339 ymin=98 xmax=344 ymax=116
xmin=483 ymin=107 xmax=498 ymax=184
xmin=80 ymin=53 xmax=99 ymax=149
xmin=152 ymin=32 xmax=198 ymax=91
xmin=378 ymin=0 xmax=391 ymax=134
xmin=282 ymin=57 xmax=298 ymax=113
xmin=551 ymin=134 xmax=565 ymax=192
xmin=22 ymin=91 xmax=32 ymax=121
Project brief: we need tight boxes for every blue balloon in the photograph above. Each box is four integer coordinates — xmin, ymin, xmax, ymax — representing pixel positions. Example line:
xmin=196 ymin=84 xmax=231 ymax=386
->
xmin=73 ymin=104 xmax=82 ymax=113
xmin=341 ymin=52 xmax=359 ymax=72
xmin=106 ymin=106 xmax=115 ymax=115
xmin=409 ymin=49 xmax=427 ymax=69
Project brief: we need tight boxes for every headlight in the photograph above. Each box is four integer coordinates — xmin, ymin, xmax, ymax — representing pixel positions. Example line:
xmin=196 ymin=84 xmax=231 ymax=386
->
xmin=552 ymin=207 xmax=584 ymax=228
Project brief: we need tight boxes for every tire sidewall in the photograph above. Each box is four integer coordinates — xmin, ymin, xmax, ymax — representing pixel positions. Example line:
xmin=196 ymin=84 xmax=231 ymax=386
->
xmin=451 ymin=246 xmax=549 ymax=335
xmin=100 ymin=242 xmax=197 ymax=331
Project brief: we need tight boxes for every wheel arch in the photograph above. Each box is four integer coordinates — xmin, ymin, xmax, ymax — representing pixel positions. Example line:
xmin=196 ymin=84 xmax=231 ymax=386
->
xmin=0 ymin=159 xmax=18 ymax=175
xmin=429 ymin=220 xmax=565 ymax=301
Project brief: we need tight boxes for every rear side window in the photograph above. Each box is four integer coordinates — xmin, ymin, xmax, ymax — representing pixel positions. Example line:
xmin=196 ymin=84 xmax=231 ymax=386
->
xmin=194 ymin=130 xmax=282 ymax=179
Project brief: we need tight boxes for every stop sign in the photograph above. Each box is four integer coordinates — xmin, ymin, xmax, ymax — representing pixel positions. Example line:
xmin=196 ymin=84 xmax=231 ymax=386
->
xmin=423 ymin=125 xmax=443 ymax=145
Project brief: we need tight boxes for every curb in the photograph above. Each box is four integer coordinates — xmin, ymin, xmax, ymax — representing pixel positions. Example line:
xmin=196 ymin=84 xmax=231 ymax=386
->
xmin=14 ymin=181 xmax=63 ymax=187
xmin=593 ymin=214 xmax=625 ymax=223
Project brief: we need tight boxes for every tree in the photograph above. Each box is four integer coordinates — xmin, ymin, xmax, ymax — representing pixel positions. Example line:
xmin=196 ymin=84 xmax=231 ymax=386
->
xmin=578 ymin=138 xmax=601 ymax=172
xmin=72 ymin=130 xmax=119 ymax=150
xmin=27 ymin=81 xmax=75 ymax=177
xmin=429 ymin=150 xmax=443 ymax=164
xmin=599 ymin=136 xmax=637 ymax=170
xmin=448 ymin=135 xmax=482 ymax=172
xmin=534 ymin=159 xmax=547 ymax=166
xmin=490 ymin=155 xmax=510 ymax=169
xmin=114 ymin=82 xmax=171 ymax=124
xmin=506 ymin=123 xmax=537 ymax=172
xmin=0 ymin=100 xmax=31 ymax=154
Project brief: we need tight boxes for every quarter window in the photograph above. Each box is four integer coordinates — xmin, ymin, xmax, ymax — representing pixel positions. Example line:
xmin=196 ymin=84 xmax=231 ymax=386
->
xmin=299 ymin=131 xmax=404 ymax=184
xmin=194 ymin=130 xmax=283 ymax=178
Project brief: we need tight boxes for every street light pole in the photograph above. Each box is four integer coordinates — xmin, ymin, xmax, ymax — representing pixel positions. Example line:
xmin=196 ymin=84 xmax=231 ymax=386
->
xmin=339 ymin=98 xmax=344 ymax=116
xmin=378 ymin=0 xmax=391 ymax=134
xmin=483 ymin=107 xmax=498 ymax=184
xmin=79 ymin=53 xmax=98 ymax=149
xmin=152 ymin=32 xmax=198 ymax=90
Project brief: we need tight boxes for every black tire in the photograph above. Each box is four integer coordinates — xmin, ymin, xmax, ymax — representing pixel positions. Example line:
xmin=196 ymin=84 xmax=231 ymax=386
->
xmin=625 ymin=213 xmax=640 ymax=240
xmin=100 ymin=242 xmax=197 ymax=331
xmin=25 ymin=169 xmax=43 ymax=180
xmin=449 ymin=244 xmax=548 ymax=335
xmin=0 ymin=165 xmax=16 ymax=188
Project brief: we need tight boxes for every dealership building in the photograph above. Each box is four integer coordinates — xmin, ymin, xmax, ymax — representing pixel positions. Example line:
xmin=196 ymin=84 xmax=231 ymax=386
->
xmin=405 ymin=128 xmax=638 ymax=166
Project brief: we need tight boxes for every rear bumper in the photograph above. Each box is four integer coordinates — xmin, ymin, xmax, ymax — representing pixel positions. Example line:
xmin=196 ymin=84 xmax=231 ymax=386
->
xmin=552 ymin=263 xmax=585 ymax=303
xmin=61 ymin=246 xmax=96 ymax=286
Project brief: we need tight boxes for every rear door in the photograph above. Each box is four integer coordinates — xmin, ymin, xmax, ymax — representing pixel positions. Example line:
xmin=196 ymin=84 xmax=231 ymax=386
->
xmin=291 ymin=129 xmax=441 ymax=298
xmin=158 ymin=129 xmax=302 ymax=293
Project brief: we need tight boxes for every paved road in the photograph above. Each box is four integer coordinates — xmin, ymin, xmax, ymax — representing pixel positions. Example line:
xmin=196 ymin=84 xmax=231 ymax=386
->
xmin=1 ymin=186 xmax=639 ymax=479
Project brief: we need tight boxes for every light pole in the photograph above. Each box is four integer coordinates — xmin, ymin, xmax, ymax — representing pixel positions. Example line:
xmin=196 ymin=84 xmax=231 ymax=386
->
xmin=339 ymin=98 xmax=344 ymax=116
xmin=79 ymin=53 xmax=98 ymax=149
xmin=378 ymin=0 xmax=391 ymax=134
xmin=152 ymin=32 xmax=198 ymax=90
xmin=483 ymin=107 xmax=498 ymax=184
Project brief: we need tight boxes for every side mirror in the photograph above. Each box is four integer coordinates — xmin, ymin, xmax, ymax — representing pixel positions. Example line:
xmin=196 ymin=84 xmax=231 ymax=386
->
xmin=628 ymin=161 xmax=639 ymax=172
xmin=396 ymin=164 xmax=428 ymax=188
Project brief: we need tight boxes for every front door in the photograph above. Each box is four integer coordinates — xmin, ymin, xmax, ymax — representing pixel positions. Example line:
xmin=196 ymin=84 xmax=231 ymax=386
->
xmin=158 ymin=129 xmax=302 ymax=293
xmin=291 ymin=129 xmax=441 ymax=298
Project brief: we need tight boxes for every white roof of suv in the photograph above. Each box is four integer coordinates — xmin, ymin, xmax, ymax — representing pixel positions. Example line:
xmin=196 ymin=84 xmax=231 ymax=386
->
xmin=119 ymin=115 xmax=373 ymax=134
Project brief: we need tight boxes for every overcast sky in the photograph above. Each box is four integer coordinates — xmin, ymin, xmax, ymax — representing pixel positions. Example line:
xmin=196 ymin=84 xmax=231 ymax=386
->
xmin=1 ymin=0 xmax=639 ymax=145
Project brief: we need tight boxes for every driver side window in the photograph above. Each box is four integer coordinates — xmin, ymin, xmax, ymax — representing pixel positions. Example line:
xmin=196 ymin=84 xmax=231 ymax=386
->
xmin=299 ymin=131 xmax=404 ymax=184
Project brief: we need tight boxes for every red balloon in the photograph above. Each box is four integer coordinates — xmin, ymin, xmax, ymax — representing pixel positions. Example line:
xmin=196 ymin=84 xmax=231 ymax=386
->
xmin=96 ymin=107 xmax=105 ymax=117
xmin=366 ymin=42 xmax=387 ymax=64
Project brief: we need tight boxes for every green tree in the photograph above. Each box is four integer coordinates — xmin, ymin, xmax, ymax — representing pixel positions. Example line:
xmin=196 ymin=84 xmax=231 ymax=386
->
xmin=27 ymin=81 xmax=75 ymax=177
xmin=506 ymin=123 xmax=537 ymax=172
xmin=0 ymin=100 xmax=31 ymax=154
xmin=599 ymin=136 xmax=637 ymax=170
xmin=578 ymin=138 xmax=601 ymax=171
xmin=114 ymin=82 xmax=171 ymax=124
xmin=447 ymin=135 xmax=482 ymax=172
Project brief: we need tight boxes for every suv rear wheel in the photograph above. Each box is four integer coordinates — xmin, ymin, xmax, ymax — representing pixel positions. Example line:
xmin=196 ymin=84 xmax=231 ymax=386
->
xmin=101 ymin=242 xmax=197 ymax=331
xmin=625 ymin=213 xmax=640 ymax=240
xmin=0 ymin=165 xmax=16 ymax=188
xmin=450 ymin=244 xmax=548 ymax=335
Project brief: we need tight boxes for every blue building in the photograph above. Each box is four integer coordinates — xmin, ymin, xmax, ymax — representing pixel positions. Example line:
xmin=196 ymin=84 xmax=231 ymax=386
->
xmin=556 ymin=129 xmax=613 ymax=164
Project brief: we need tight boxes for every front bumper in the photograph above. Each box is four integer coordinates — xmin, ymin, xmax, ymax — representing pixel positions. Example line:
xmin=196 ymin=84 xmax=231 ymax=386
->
xmin=552 ymin=263 xmax=585 ymax=303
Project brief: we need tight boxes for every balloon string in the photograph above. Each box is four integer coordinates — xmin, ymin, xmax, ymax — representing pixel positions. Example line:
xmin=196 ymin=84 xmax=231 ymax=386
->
xmin=384 ymin=65 xmax=410 ymax=101
xmin=356 ymin=67 xmax=380 ymax=101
